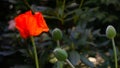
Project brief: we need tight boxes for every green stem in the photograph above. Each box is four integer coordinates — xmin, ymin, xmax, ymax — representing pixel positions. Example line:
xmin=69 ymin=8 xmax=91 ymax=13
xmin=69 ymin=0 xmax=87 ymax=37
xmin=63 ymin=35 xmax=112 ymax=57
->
xmin=57 ymin=40 xmax=60 ymax=47
xmin=65 ymin=59 xmax=75 ymax=68
xmin=71 ymin=42 xmax=75 ymax=50
xmin=31 ymin=36 xmax=40 ymax=68
xmin=79 ymin=0 xmax=84 ymax=8
xmin=59 ymin=61 xmax=63 ymax=68
xmin=62 ymin=0 xmax=65 ymax=16
xmin=23 ymin=0 xmax=35 ymax=14
xmin=112 ymin=38 xmax=118 ymax=68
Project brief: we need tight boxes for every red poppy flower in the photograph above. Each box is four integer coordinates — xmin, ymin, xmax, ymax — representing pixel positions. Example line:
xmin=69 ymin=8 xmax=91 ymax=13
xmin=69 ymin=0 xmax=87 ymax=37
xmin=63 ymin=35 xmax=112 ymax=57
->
xmin=14 ymin=10 xmax=49 ymax=39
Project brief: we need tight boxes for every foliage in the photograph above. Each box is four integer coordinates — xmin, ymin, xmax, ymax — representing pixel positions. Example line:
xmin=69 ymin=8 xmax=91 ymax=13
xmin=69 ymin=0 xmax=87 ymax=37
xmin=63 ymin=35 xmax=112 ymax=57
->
xmin=0 ymin=0 xmax=120 ymax=68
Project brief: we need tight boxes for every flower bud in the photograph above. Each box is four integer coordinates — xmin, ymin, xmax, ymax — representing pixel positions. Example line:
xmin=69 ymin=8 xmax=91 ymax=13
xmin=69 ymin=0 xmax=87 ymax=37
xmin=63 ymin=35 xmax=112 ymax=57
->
xmin=106 ymin=25 xmax=116 ymax=39
xmin=53 ymin=48 xmax=68 ymax=61
xmin=52 ymin=28 xmax=63 ymax=41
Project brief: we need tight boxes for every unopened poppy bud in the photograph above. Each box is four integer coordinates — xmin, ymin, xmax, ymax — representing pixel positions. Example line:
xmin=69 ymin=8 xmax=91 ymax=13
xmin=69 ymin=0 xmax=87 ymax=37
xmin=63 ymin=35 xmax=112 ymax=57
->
xmin=53 ymin=48 xmax=68 ymax=61
xmin=106 ymin=25 xmax=116 ymax=39
xmin=52 ymin=28 xmax=63 ymax=41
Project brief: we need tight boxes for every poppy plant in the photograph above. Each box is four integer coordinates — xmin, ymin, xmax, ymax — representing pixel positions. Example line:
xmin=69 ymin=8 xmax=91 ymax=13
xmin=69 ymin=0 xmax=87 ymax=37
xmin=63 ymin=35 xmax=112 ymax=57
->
xmin=14 ymin=10 xmax=49 ymax=39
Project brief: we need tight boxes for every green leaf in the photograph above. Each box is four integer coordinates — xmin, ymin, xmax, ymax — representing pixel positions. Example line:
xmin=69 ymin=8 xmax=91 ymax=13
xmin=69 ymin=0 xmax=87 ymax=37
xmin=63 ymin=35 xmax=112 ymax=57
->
xmin=69 ymin=50 xmax=80 ymax=65
xmin=80 ymin=55 xmax=95 ymax=67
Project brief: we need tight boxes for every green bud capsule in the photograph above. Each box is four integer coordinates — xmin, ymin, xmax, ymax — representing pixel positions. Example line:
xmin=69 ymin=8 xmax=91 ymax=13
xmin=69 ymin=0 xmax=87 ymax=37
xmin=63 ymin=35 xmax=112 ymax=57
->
xmin=53 ymin=48 xmax=68 ymax=61
xmin=106 ymin=25 xmax=116 ymax=39
xmin=52 ymin=28 xmax=63 ymax=41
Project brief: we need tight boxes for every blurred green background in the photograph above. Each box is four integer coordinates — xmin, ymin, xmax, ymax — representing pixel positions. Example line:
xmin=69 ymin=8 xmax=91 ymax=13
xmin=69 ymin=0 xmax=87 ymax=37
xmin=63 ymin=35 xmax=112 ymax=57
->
xmin=0 ymin=0 xmax=120 ymax=68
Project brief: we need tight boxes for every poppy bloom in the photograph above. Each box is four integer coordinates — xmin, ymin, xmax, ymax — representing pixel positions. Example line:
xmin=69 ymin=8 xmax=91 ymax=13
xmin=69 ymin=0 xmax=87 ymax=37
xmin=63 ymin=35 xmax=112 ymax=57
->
xmin=14 ymin=10 xmax=49 ymax=39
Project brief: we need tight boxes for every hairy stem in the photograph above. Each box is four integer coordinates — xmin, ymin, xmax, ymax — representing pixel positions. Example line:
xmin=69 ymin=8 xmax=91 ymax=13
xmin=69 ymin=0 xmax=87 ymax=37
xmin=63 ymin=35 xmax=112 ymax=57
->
xmin=31 ymin=36 xmax=40 ymax=68
xmin=23 ymin=0 xmax=35 ymax=14
xmin=65 ymin=59 xmax=75 ymax=68
xmin=57 ymin=40 xmax=60 ymax=47
xmin=79 ymin=0 xmax=84 ymax=8
xmin=112 ymin=38 xmax=118 ymax=68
